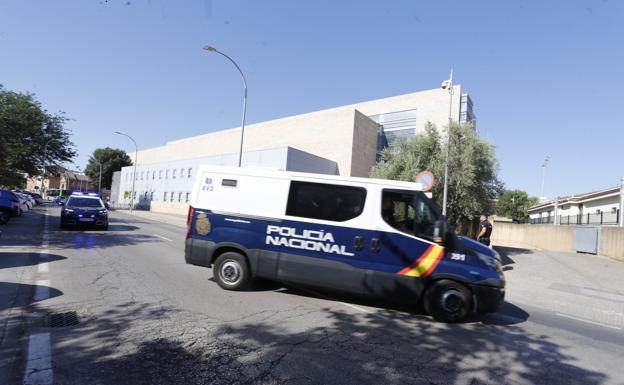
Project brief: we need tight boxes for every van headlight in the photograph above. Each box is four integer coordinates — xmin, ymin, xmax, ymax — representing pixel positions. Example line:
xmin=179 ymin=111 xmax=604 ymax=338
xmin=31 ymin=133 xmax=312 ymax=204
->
xmin=475 ymin=250 xmax=502 ymax=271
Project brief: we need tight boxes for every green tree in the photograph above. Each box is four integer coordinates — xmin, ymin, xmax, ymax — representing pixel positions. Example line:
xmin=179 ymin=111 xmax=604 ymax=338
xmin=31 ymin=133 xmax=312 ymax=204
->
xmin=371 ymin=122 xmax=503 ymax=226
xmin=0 ymin=85 xmax=76 ymax=186
xmin=84 ymin=147 xmax=133 ymax=190
xmin=496 ymin=189 xmax=539 ymax=220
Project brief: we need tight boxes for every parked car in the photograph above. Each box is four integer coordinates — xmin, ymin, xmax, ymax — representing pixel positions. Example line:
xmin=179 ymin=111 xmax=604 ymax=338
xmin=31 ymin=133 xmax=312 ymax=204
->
xmin=24 ymin=191 xmax=44 ymax=205
xmin=55 ymin=196 xmax=67 ymax=206
xmin=15 ymin=192 xmax=33 ymax=211
xmin=0 ymin=189 xmax=21 ymax=224
xmin=17 ymin=192 xmax=36 ymax=208
xmin=13 ymin=193 xmax=30 ymax=213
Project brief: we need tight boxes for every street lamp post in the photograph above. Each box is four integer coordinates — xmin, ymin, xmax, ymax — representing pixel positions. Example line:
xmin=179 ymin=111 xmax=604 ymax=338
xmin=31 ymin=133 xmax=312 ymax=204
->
xmin=93 ymin=158 xmax=103 ymax=193
xmin=202 ymin=45 xmax=247 ymax=167
xmin=540 ymin=156 xmax=550 ymax=198
xmin=115 ymin=131 xmax=138 ymax=213
xmin=441 ymin=69 xmax=454 ymax=217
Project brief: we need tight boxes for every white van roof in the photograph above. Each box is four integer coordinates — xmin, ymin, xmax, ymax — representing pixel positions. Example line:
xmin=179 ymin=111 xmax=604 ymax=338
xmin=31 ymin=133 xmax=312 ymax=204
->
xmin=196 ymin=165 xmax=424 ymax=191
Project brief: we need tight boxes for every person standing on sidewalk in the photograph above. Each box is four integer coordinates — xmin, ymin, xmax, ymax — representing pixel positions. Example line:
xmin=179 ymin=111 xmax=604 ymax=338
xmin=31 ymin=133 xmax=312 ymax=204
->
xmin=477 ymin=213 xmax=493 ymax=246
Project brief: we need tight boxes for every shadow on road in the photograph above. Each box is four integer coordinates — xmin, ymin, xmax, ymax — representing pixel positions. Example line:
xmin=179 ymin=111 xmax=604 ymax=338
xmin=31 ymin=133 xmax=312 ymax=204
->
xmin=0 ymin=252 xmax=66 ymax=270
xmin=494 ymin=246 xmax=535 ymax=266
xmin=0 ymin=282 xmax=63 ymax=311
xmin=43 ymin=299 xmax=606 ymax=385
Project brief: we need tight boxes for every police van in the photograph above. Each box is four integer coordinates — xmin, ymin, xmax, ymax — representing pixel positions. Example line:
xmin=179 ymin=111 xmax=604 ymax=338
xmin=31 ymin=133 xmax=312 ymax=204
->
xmin=185 ymin=166 xmax=505 ymax=322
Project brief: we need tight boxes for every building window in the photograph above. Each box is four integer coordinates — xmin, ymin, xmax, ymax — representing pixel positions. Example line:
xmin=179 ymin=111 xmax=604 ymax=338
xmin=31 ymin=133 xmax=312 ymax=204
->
xmin=180 ymin=168 xmax=184 ymax=178
xmin=170 ymin=192 xmax=174 ymax=202
xmin=166 ymin=169 xmax=169 ymax=179
xmin=173 ymin=169 xmax=177 ymax=179
xmin=159 ymin=170 xmax=163 ymax=179
xmin=185 ymin=192 xmax=190 ymax=203
xmin=188 ymin=168 xmax=192 ymax=178
xmin=140 ymin=171 xmax=144 ymax=180
xmin=150 ymin=192 xmax=154 ymax=201
xmin=152 ymin=171 xmax=156 ymax=180
xmin=178 ymin=192 xmax=182 ymax=202
xmin=163 ymin=192 xmax=167 ymax=201
xmin=612 ymin=207 xmax=618 ymax=214
xmin=286 ymin=181 xmax=366 ymax=222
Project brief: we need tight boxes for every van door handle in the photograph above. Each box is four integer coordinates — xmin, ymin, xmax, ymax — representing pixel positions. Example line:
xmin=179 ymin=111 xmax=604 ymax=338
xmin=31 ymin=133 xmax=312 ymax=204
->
xmin=371 ymin=238 xmax=381 ymax=253
xmin=354 ymin=236 xmax=364 ymax=251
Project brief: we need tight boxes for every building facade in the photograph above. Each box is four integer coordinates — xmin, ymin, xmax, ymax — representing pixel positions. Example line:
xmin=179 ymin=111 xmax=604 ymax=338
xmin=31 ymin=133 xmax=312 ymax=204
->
xmin=528 ymin=185 xmax=623 ymax=226
xmin=115 ymin=86 xmax=475 ymax=214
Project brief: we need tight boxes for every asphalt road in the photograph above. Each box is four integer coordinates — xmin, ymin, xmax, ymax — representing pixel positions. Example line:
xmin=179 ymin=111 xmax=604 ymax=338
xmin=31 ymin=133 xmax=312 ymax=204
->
xmin=1 ymin=204 xmax=624 ymax=385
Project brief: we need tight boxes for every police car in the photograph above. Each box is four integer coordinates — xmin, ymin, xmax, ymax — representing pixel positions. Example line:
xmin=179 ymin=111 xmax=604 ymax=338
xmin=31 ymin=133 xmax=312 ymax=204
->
xmin=184 ymin=166 xmax=505 ymax=322
xmin=59 ymin=193 xmax=109 ymax=230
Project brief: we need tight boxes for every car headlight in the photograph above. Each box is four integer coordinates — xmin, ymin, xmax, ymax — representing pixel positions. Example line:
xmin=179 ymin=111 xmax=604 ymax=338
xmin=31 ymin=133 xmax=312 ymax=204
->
xmin=98 ymin=210 xmax=108 ymax=215
xmin=63 ymin=209 xmax=74 ymax=214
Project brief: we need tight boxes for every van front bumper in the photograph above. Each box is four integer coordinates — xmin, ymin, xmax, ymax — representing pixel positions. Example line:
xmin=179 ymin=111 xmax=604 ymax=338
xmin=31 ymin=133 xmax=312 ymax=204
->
xmin=469 ymin=284 xmax=505 ymax=314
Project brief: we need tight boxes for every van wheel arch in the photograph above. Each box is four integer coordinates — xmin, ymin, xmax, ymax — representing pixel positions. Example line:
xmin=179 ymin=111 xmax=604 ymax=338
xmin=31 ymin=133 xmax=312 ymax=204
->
xmin=210 ymin=245 xmax=249 ymax=266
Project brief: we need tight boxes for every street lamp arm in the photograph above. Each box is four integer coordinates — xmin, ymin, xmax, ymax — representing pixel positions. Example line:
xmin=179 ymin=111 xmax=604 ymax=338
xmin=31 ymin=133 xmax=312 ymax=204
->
xmin=211 ymin=50 xmax=248 ymax=94
xmin=115 ymin=131 xmax=138 ymax=212
xmin=202 ymin=45 xmax=248 ymax=167
xmin=114 ymin=131 xmax=138 ymax=151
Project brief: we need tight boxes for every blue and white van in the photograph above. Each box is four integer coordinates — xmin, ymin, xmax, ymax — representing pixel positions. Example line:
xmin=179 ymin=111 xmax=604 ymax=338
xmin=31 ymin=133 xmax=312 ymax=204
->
xmin=185 ymin=166 xmax=505 ymax=322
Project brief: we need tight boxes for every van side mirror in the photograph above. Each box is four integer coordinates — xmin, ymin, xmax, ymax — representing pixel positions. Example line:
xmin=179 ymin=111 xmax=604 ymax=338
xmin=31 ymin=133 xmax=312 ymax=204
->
xmin=433 ymin=220 xmax=447 ymax=244
xmin=104 ymin=202 xmax=110 ymax=209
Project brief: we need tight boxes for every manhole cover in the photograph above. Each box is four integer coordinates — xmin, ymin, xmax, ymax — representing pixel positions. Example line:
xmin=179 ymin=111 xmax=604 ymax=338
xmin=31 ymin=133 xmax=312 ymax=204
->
xmin=47 ymin=311 xmax=79 ymax=328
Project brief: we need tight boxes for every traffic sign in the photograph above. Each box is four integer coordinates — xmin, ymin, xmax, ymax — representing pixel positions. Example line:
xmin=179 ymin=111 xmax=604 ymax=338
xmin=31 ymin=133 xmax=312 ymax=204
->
xmin=415 ymin=171 xmax=435 ymax=192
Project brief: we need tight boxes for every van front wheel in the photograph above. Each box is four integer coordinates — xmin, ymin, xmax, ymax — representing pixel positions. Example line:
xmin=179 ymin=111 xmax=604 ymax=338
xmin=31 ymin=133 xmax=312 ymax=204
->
xmin=213 ymin=252 xmax=250 ymax=291
xmin=424 ymin=280 xmax=472 ymax=323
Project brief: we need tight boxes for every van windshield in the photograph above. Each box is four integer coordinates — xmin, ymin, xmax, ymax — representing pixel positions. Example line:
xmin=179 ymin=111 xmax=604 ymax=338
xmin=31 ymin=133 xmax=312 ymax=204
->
xmin=381 ymin=190 xmax=440 ymax=241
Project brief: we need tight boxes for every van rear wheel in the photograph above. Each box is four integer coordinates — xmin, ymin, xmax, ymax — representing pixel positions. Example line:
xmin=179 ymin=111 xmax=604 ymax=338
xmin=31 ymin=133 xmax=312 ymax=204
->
xmin=213 ymin=252 xmax=251 ymax=291
xmin=424 ymin=280 xmax=472 ymax=323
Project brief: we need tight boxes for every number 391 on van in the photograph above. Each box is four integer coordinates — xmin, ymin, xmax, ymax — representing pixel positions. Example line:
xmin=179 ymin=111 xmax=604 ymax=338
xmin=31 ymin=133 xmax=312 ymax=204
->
xmin=184 ymin=166 xmax=505 ymax=322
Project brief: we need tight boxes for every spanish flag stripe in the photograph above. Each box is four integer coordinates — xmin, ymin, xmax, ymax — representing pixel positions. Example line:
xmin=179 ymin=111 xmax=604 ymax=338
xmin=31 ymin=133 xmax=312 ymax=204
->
xmin=421 ymin=247 xmax=445 ymax=277
xmin=397 ymin=245 xmax=434 ymax=275
xmin=398 ymin=245 xmax=445 ymax=277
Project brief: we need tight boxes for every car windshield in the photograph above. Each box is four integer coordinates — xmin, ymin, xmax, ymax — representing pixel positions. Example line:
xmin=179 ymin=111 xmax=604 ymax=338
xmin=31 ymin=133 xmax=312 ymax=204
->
xmin=66 ymin=197 xmax=103 ymax=208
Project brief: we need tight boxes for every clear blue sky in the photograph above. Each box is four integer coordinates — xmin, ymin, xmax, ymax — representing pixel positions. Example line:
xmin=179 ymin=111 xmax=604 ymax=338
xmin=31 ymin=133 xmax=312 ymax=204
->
xmin=1 ymin=0 xmax=622 ymax=198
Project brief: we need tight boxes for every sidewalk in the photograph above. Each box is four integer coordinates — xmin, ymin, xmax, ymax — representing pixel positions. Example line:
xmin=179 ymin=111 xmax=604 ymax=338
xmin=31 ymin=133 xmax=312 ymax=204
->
xmin=115 ymin=209 xmax=186 ymax=228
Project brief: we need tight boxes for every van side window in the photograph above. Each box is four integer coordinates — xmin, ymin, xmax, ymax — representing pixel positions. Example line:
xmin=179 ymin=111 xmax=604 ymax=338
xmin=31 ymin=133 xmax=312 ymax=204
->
xmin=382 ymin=190 xmax=439 ymax=241
xmin=286 ymin=181 xmax=366 ymax=222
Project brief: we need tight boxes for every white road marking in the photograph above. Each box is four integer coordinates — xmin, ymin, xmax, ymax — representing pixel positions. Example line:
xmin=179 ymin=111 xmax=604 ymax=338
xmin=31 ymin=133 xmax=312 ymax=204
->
xmin=555 ymin=312 xmax=621 ymax=330
xmin=153 ymin=233 xmax=173 ymax=242
xmin=23 ymin=332 xmax=53 ymax=385
xmin=34 ymin=280 xmax=50 ymax=302
xmin=37 ymin=262 xmax=49 ymax=273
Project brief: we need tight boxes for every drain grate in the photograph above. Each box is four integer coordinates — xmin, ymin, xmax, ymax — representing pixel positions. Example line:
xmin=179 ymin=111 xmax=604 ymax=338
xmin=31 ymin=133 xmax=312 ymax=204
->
xmin=47 ymin=311 xmax=79 ymax=328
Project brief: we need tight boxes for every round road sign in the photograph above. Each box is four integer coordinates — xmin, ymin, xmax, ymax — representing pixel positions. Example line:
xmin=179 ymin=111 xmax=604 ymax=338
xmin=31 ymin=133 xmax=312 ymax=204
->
xmin=415 ymin=171 xmax=435 ymax=192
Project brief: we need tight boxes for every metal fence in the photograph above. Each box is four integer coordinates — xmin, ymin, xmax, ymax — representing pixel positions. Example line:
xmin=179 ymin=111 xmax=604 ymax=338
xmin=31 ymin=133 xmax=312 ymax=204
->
xmin=529 ymin=210 xmax=620 ymax=226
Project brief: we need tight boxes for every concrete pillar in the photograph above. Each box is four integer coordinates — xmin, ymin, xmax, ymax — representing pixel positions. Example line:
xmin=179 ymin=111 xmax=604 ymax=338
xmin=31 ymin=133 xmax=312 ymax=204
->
xmin=554 ymin=197 xmax=559 ymax=225
xmin=619 ymin=176 xmax=624 ymax=227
